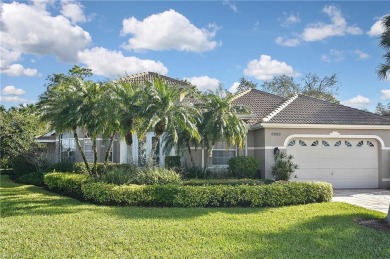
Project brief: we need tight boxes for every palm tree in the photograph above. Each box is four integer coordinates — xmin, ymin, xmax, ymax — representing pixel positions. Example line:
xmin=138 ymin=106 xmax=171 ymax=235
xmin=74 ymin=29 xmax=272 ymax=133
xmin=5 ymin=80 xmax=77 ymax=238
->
xmin=139 ymin=79 xmax=201 ymax=167
xmin=199 ymin=87 xmax=247 ymax=176
xmin=378 ymin=14 xmax=390 ymax=80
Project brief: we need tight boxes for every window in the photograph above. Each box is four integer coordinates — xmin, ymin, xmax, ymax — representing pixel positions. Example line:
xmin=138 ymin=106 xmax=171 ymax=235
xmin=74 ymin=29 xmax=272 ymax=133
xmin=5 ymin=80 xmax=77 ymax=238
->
xmin=288 ymin=140 xmax=295 ymax=146
xmin=299 ymin=140 xmax=307 ymax=146
xmin=322 ymin=140 xmax=330 ymax=147
xmin=311 ymin=140 xmax=319 ymax=146
xmin=367 ymin=141 xmax=375 ymax=147
xmin=334 ymin=141 xmax=341 ymax=147
xmin=357 ymin=141 xmax=364 ymax=147
xmin=84 ymin=138 xmax=94 ymax=163
xmin=212 ymin=150 xmax=236 ymax=165
xmin=60 ymin=132 xmax=76 ymax=162
xmin=345 ymin=141 xmax=352 ymax=147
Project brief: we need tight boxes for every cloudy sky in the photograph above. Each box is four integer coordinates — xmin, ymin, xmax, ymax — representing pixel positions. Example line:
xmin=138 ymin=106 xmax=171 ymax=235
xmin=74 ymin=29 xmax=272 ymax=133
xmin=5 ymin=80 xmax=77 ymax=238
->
xmin=1 ymin=1 xmax=389 ymax=111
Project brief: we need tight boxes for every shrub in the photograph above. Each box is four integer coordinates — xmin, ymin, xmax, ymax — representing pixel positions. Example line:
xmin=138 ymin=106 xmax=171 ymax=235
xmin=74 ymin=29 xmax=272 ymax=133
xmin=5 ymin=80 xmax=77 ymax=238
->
xmin=15 ymin=172 xmax=45 ymax=187
xmin=10 ymin=155 xmax=37 ymax=179
xmin=164 ymin=156 xmax=181 ymax=171
xmin=45 ymin=162 xmax=76 ymax=173
xmin=271 ymin=152 xmax=299 ymax=181
xmin=228 ymin=156 xmax=260 ymax=179
xmin=183 ymin=178 xmax=273 ymax=186
xmin=100 ymin=165 xmax=139 ymax=185
xmin=44 ymin=173 xmax=91 ymax=199
xmin=0 ymin=169 xmax=14 ymax=175
xmin=81 ymin=181 xmax=333 ymax=207
xmin=183 ymin=166 xmax=204 ymax=179
xmin=133 ymin=167 xmax=182 ymax=185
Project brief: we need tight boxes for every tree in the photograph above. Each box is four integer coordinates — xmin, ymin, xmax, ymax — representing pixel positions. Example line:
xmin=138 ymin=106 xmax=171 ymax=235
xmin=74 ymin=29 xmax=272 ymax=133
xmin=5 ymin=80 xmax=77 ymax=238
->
xmin=139 ymin=79 xmax=201 ymax=167
xmin=237 ymin=77 xmax=257 ymax=92
xmin=38 ymin=66 xmax=114 ymax=178
xmin=261 ymin=73 xmax=339 ymax=103
xmin=377 ymin=15 xmax=390 ymax=80
xmin=199 ymin=86 xmax=247 ymax=176
xmin=0 ymin=105 xmax=47 ymax=169
xmin=375 ymin=102 xmax=390 ymax=115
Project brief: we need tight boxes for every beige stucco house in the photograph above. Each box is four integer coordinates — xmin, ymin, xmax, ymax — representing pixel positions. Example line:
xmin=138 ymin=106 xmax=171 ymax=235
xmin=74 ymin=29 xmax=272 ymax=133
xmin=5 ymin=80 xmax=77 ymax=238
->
xmin=36 ymin=73 xmax=390 ymax=189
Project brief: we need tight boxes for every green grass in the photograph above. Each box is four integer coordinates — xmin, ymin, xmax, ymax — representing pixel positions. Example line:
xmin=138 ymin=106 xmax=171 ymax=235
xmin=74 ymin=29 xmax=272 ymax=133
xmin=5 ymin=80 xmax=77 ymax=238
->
xmin=1 ymin=175 xmax=389 ymax=258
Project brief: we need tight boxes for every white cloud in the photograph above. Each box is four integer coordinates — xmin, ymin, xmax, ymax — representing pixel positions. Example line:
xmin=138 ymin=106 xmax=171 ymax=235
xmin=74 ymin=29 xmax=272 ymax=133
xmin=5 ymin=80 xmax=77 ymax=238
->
xmin=1 ymin=85 xmax=26 ymax=96
xmin=61 ymin=0 xmax=87 ymax=24
xmin=275 ymin=36 xmax=301 ymax=47
xmin=78 ymin=47 xmax=168 ymax=78
xmin=380 ymin=89 xmax=390 ymax=100
xmin=354 ymin=49 xmax=370 ymax=60
xmin=244 ymin=55 xmax=300 ymax=81
xmin=1 ymin=1 xmax=91 ymax=62
xmin=223 ymin=1 xmax=238 ymax=13
xmin=253 ymin=20 xmax=260 ymax=31
xmin=321 ymin=49 xmax=344 ymax=63
xmin=184 ymin=76 xmax=220 ymax=92
xmin=1 ymin=64 xmax=38 ymax=77
xmin=280 ymin=12 xmax=300 ymax=27
xmin=228 ymin=82 xmax=240 ymax=93
xmin=121 ymin=9 xmax=220 ymax=52
xmin=0 ymin=95 xmax=33 ymax=104
xmin=367 ymin=17 xmax=385 ymax=37
xmin=341 ymin=95 xmax=370 ymax=108
xmin=302 ymin=5 xmax=362 ymax=42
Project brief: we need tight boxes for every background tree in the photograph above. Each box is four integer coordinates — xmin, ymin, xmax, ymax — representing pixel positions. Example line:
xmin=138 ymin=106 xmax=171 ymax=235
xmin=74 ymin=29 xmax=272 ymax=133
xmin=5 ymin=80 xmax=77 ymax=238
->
xmin=261 ymin=73 xmax=339 ymax=103
xmin=237 ymin=77 xmax=257 ymax=92
xmin=377 ymin=14 xmax=390 ymax=80
xmin=375 ymin=102 xmax=390 ymax=115
xmin=199 ymin=86 xmax=247 ymax=176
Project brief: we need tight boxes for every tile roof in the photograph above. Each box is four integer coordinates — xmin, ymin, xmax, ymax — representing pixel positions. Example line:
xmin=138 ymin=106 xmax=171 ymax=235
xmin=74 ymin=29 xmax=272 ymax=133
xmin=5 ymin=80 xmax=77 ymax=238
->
xmin=232 ymin=89 xmax=390 ymax=126
xmin=232 ymin=89 xmax=286 ymax=125
xmin=267 ymin=94 xmax=390 ymax=125
xmin=35 ymin=130 xmax=56 ymax=142
xmin=120 ymin=72 xmax=193 ymax=88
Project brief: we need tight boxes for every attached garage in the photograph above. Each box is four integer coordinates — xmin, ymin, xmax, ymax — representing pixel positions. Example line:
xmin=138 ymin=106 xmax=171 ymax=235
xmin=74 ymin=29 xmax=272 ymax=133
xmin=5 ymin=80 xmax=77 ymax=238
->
xmin=286 ymin=138 xmax=378 ymax=188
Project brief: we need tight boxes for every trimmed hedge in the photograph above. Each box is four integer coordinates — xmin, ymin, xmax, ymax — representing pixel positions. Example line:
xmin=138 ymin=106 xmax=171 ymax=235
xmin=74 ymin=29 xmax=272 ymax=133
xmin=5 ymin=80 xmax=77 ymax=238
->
xmin=15 ymin=172 xmax=44 ymax=187
xmin=45 ymin=162 xmax=122 ymax=174
xmin=228 ymin=156 xmax=260 ymax=179
xmin=183 ymin=178 xmax=274 ymax=186
xmin=82 ymin=181 xmax=333 ymax=207
xmin=44 ymin=173 xmax=91 ymax=199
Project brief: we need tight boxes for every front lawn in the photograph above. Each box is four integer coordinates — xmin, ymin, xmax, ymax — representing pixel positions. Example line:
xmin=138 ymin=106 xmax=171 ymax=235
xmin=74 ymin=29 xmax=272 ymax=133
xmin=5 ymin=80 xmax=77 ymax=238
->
xmin=1 ymin=175 xmax=389 ymax=258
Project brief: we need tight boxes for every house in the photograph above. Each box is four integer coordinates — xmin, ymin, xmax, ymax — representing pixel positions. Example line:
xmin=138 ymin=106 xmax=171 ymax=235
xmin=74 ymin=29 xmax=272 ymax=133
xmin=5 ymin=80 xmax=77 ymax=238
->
xmin=36 ymin=72 xmax=390 ymax=189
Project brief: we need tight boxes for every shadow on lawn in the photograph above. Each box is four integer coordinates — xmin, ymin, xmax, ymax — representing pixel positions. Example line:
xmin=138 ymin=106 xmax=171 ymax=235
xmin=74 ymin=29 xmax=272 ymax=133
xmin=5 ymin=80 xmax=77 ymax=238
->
xmin=231 ymin=213 xmax=390 ymax=258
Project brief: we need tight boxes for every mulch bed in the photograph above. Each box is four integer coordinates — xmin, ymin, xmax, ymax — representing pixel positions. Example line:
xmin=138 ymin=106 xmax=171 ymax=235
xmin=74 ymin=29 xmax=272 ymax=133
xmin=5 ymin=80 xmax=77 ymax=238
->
xmin=355 ymin=218 xmax=390 ymax=232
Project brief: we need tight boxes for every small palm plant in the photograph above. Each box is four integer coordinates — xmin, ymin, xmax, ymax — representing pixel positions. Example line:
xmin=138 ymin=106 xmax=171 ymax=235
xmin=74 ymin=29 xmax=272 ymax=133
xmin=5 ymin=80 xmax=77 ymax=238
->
xmin=271 ymin=152 xmax=299 ymax=181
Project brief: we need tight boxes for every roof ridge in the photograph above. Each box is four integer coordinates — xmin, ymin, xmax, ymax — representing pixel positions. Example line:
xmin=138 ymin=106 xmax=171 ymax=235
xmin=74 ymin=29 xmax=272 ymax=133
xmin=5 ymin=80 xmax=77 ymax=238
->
xmin=262 ymin=94 xmax=298 ymax=122
xmin=231 ymin=88 xmax=253 ymax=101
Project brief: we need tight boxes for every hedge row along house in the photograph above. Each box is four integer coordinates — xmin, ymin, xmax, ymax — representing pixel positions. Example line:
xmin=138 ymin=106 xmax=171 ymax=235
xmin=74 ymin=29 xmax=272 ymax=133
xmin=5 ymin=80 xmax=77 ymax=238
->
xmin=36 ymin=72 xmax=390 ymax=188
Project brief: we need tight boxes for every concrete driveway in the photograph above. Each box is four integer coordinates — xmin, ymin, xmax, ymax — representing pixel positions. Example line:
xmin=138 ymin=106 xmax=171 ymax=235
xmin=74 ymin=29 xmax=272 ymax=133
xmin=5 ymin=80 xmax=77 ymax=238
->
xmin=332 ymin=189 xmax=390 ymax=214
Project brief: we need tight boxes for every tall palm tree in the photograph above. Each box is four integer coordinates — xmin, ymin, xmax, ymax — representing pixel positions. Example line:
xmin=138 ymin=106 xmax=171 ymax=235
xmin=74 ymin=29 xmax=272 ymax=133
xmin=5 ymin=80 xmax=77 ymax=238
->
xmin=199 ymin=87 xmax=247 ymax=176
xmin=139 ymin=79 xmax=201 ymax=167
xmin=378 ymin=14 xmax=390 ymax=80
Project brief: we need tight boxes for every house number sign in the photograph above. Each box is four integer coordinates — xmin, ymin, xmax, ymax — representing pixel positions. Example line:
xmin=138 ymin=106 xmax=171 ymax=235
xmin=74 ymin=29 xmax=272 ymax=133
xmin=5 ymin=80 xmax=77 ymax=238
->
xmin=271 ymin=132 xmax=281 ymax=136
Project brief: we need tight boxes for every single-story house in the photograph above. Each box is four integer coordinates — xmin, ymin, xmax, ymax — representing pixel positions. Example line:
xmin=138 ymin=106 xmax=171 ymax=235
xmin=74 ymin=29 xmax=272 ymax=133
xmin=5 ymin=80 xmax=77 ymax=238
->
xmin=36 ymin=72 xmax=390 ymax=188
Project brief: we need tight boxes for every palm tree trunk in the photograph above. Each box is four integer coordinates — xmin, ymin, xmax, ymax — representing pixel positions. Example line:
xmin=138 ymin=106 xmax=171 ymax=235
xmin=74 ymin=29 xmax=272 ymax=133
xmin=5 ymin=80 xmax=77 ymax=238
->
xmin=203 ymin=144 xmax=214 ymax=178
xmin=92 ymin=138 xmax=98 ymax=178
xmin=73 ymin=128 xmax=92 ymax=176
xmin=104 ymin=133 xmax=116 ymax=165
xmin=147 ymin=135 xmax=160 ymax=167
xmin=186 ymin=140 xmax=196 ymax=168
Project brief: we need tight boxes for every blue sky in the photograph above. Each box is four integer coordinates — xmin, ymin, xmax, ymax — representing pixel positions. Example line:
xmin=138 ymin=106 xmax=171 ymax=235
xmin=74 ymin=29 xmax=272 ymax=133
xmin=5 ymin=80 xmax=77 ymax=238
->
xmin=1 ymin=0 xmax=389 ymax=111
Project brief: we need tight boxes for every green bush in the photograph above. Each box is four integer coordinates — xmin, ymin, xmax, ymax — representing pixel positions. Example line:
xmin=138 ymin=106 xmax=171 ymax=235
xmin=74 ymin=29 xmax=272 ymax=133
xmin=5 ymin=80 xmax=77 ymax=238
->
xmin=15 ymin=172 xmax=45 ymax=187
xmin=0 ymin=169 xmax=14 ymax=175
xmin=10 ymin=155 xmax=37 ymax=179
xmin=271 ymin=152 xmax=299 ymax=181
xmin=44 ymin=172 xmax=91 ymax=199
xmin=164 ymin=156 xmax=181 ymax=171
xmin=100 ymin=164 xmax=139 ymax=185
xmin=45 ymin=162 xmax=76 ymax=173
xmin=81 ymin=181 xmax=333 ymax=207
xmin=183 ymin=178 xmax=273 ymax=186
xmin=45 ymin=162 xmax=125 ymax=175
xmin=228 ymin=156 xmax=260 ymax=179
xmin=133 ymin=167 xmax=182 ymax=185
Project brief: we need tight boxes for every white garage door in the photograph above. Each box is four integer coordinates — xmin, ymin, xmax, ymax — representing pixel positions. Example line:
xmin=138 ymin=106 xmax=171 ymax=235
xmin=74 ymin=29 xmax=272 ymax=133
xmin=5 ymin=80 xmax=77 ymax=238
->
xmin=286 ymin=138 xmax=378 ymax=188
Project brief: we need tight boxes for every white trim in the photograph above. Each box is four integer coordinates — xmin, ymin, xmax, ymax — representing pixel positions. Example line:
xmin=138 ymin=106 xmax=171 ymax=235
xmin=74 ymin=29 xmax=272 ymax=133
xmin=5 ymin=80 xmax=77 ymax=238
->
xmin=252 ymin=123 xmax=390 ymax=130
xmin=35 ymin=139 xmax=57 ymax=143
xmin=383 ymin=178 xmax=390 ymax=181
xmin=245 ymin=134 xmax=248 ymax=156
xmin=262 ymin=94 xmax=298 ymax=122
xmin=247 ymin=146 xmax=286 ymax=150
xmin=283 ymin=133 xmax=386 ymax=149
xmin=201 ymin=148 xmax=204 ymax=168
